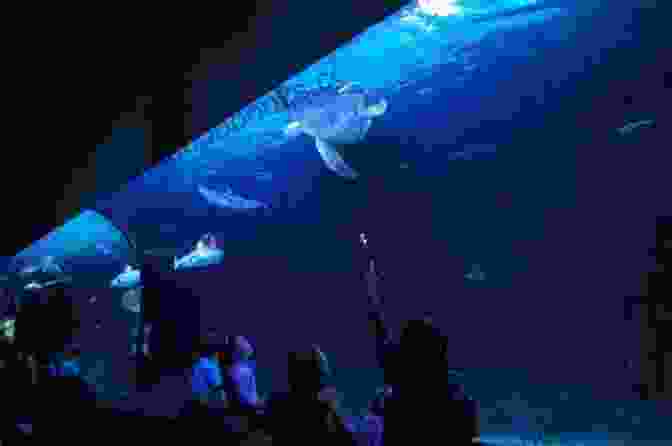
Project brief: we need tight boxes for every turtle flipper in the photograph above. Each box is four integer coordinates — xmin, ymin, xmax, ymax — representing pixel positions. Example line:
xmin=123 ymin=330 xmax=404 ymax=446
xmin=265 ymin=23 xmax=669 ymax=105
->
xmin=315 ymin=138 xmax=359 ymax=179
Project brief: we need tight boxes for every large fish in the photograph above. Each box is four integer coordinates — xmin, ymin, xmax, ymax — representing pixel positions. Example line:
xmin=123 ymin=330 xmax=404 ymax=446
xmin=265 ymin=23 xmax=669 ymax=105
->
xmin=110 ymin=266 xmax=141 ymax=289
xmin=174 ymin=246 xmax=225 ymax=271
xmin=198 ymin=185 xmax=269 ymax=212
xmin=284 ymin=83 xmax=388 ymax=179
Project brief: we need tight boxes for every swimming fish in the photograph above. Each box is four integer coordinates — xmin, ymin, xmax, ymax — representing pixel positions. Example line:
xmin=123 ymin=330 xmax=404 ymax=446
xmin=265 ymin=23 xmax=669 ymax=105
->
xmin=284 ymin=83 xmax=388 ymax=179
xmin=121 ymin=287 xmax=143 ymax=313
xmin=173 ymin=246 xmax=225 ymax=271
xmin=465 ymin=264 xmax=486 ymax=281
xmin=616 ymin=119 xmax=655 ymax=135
xmin=24 ymin=281 xmax=43 ymax=290
xmin=23 ymin=277 xmax=72 ymax=290
xmin=198 ymin=185 xmax=269 ymax=212
xmin=110 ymin=266 xmax=141 ymax=289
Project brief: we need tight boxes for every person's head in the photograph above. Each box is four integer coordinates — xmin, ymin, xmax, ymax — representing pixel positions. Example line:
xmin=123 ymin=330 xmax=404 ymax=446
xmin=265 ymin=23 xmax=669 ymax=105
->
xmin=64 ymin=344 xmax=81 ymax=361
xmin=231 ymin=335 xmax=254 ymax=361
xmin=197 ymin=341 xmax=220 ymax=361
xmin=399 ymin=316 xmax=447 ymax=366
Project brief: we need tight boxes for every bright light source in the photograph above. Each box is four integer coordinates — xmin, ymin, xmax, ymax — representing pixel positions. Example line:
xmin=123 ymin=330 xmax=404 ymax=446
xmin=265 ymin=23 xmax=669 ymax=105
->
xmin=417 ymin=0 xmax=461 ymax=17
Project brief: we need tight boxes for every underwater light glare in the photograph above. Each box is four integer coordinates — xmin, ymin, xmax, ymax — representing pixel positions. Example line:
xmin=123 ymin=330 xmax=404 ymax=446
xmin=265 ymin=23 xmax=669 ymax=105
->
xmin=417 ymin=0 xmax=461 ymax=17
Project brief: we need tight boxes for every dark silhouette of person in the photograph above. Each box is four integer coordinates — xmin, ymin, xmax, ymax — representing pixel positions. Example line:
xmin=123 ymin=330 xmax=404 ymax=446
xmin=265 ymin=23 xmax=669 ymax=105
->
xmin=365 ymin=258 xmax=479 ymax=445
xmin=263 ymin=345 xmax=357 ymax=445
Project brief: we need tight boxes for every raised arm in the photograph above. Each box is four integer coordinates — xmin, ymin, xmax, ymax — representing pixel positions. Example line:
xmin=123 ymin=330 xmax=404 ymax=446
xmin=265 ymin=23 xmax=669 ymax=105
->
xmin=318 ymin=386 xmax=358 ymax=446
xmin=366 ymin=259 xmax=392 ymax=369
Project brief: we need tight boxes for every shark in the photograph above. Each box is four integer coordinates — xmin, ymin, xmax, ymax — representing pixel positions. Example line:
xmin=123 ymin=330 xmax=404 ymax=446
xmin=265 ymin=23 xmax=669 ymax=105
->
xmin=174 ymin=246 xmax=225 ymax=271
xmin=198 ymin=185 xmax=269 ymax=212
xmin=284 ymin=82 xmax=388 ymax=179
xmin=110 ymin=265 xmax=141 ymax=289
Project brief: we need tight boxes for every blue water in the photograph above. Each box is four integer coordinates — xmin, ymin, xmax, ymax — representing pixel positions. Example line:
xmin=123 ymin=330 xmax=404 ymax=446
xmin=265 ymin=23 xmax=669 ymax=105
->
xmin=5 ymin=1 xmax=671 ymax=441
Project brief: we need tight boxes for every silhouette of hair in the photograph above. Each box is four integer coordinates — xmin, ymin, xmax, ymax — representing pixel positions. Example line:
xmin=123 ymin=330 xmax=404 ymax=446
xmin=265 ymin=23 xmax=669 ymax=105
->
xmin=400 ymin=318 xmax=447 ymax=366
xmin=287 ymin=345 xmax=331 ymax=393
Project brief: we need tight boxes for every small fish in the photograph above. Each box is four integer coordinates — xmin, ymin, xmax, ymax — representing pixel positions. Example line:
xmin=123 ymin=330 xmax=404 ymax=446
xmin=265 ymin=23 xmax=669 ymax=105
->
xmin=121 ymin=287 xmax=142 ymax=313
xmin=465 ymin=264 xmax=486 ymax=281
xmin=24 ymin=281 xmax=43 ymax=290
xmin=616 ymin=119 xmax=655 ymax=135
xmin=174 ymin=247 xmax=225 ymax=271
xmin=23 ymin=277 xmax=71 ymax=290
xmin=198 ymin=185 xmax=269 ymax=212
xmin=110 ymin=265 xmax=141 ymax=289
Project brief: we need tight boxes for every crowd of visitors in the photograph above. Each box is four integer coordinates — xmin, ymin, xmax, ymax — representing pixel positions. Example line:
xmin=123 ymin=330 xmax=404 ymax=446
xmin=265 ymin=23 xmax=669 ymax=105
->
xmin=1 ymin=253 xmax=480 ymax=445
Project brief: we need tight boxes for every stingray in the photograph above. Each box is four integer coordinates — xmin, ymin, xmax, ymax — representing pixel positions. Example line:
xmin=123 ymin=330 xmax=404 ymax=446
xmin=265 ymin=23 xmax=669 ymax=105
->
xmin=284 ymin=83 xmax=388 ymax=179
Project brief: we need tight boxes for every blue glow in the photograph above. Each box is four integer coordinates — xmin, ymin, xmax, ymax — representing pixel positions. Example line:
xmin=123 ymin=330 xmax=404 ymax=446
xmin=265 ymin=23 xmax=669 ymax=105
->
xmin=417 ymin=0 xmax=462 ymax=17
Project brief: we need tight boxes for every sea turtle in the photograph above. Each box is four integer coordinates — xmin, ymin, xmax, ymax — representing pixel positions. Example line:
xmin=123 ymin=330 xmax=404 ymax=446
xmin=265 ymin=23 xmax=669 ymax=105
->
xmin=284 ymin=83 xmax=388 ymax=179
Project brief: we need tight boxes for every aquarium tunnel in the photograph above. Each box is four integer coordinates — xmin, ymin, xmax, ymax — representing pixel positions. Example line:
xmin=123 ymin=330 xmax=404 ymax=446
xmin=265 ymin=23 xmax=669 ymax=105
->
xmin=3 ymin=1 xmax=670 ymax=442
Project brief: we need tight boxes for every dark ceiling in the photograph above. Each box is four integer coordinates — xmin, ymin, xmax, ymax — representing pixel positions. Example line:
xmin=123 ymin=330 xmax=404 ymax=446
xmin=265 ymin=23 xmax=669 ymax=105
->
xmin=3 ymin=0 xmax=409 ymax=256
